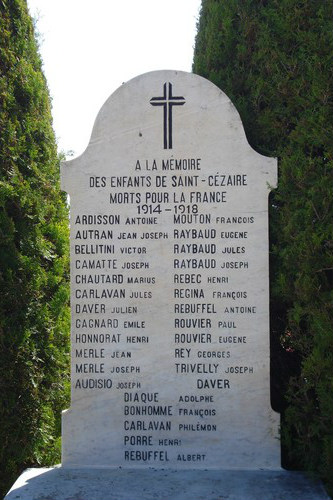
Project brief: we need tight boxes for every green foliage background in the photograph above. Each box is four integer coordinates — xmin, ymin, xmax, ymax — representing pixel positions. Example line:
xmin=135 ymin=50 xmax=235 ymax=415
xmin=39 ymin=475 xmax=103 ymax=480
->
xmin=0 ymin=0 xmax=70 ymax=496
xmin=193 ymin=0 xmax=333 ymax=493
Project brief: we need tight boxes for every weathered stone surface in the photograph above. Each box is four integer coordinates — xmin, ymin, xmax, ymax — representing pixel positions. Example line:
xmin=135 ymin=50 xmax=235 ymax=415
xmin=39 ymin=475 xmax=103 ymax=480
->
xmin=4 ymin=467 xmax=330 ymax=500
xmin=60 ymin=70 xmax=280 ymax=469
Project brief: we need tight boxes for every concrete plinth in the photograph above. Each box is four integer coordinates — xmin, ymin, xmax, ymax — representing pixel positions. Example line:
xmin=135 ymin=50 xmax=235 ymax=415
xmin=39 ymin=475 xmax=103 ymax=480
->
xmin=4 ymin=467 xmax=329 ymax=500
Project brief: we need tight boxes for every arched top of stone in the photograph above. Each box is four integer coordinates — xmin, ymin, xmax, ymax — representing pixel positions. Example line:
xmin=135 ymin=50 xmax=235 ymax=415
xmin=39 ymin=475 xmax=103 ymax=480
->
xmin=61 ymin=70 xmax=277 ymax=194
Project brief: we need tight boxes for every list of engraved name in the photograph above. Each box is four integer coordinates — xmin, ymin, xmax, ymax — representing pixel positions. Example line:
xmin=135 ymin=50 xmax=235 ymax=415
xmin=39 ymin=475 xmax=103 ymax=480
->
xmin=72 ymin=157 xmax=256 ymax=464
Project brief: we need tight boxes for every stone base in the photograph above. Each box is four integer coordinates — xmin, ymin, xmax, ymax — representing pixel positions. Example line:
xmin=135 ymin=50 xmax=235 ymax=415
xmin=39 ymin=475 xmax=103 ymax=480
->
xmin=4 ymin=466 xmax=329 ymax=500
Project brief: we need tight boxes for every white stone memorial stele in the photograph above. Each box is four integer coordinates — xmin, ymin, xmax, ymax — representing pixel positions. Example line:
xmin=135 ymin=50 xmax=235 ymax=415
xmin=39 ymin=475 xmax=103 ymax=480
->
xmin=60 ymin=69 xmax=280 ymax=469
xmin=5 ymin=71 xmax=331 ymax=500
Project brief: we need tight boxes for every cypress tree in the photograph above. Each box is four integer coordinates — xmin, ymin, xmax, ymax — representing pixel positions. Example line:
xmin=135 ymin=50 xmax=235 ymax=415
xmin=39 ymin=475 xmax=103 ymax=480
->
xmin=0 ymin=1 xmax=70 ymax=495
xmin=193 ymin=0 xmax=333 ymax=493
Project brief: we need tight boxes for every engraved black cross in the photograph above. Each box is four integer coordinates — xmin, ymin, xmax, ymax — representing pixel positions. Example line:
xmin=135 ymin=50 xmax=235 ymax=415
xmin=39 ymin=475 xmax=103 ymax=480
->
xmin=150 ymin=82 xmax=185 ymax=149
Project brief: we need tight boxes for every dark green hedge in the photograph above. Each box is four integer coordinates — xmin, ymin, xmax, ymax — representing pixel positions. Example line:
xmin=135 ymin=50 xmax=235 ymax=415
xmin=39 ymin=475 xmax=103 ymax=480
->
xmin=0 ymin=1 xmax=70 ymax=496
xmin=193 ymin=0 xmax=333 ymax=493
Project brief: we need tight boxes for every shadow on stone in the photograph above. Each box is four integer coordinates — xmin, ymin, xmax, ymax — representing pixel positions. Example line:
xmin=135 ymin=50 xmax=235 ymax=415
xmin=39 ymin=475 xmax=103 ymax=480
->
xmin=5 ymin=467 xmax=330 ymax=500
